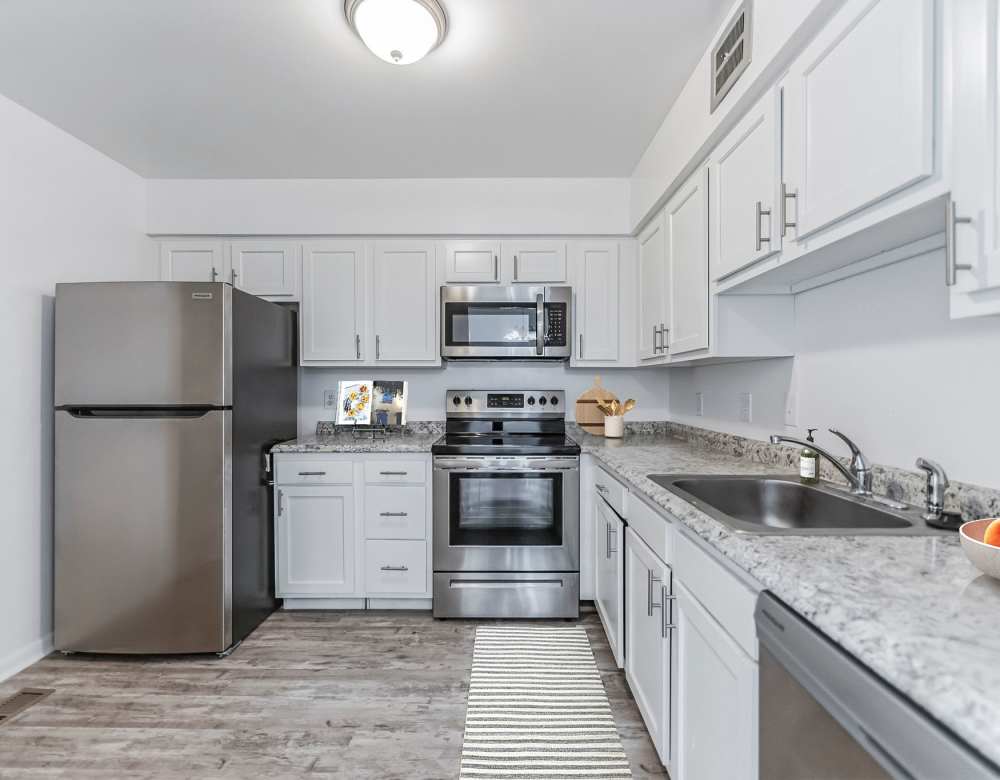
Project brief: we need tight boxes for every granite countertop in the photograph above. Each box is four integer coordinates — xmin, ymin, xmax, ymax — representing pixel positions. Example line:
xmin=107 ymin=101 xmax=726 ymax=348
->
xmin=570 ymin=425 xmax=1000 ymax=769
xmin=271 ymin=423 xmax=443 ymax=454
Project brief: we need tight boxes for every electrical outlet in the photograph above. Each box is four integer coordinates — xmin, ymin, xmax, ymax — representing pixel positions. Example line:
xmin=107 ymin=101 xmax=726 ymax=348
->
xmin=323 ymin=389 xmax=338 ymax=409
xmin=739 ymin=392 xmax=752 ymax=423
xmin=695 ymin=392 xmax=704 ymax=417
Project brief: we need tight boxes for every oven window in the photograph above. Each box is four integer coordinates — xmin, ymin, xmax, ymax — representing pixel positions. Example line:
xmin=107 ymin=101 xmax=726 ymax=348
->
xmin=449 ymin=473 xmax=563 ymax=546
xmin=445 ymin=303 xmax=537 ymax=347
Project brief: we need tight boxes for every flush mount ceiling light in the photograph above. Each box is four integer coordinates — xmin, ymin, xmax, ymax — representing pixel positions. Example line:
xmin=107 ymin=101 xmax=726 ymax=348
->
xmin=345 ymin=0 xmax=447 ymax=65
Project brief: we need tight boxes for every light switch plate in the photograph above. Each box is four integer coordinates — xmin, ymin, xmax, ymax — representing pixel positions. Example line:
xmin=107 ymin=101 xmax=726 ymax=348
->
xmin=739 ymin=392 xmax=752 ymax=423
xmin=323 ymin=389 xmax=338 ymax=409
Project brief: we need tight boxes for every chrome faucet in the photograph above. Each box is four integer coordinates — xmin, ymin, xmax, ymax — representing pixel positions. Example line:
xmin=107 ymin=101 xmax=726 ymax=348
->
xmin=769 ymin=428 xmax=873 ymax=496
xmin=915 ymin=457 xmax=949 ymax=521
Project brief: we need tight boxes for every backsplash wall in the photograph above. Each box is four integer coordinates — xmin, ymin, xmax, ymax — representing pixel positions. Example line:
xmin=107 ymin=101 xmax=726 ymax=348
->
xmin=667 ymin=250 xmax=1000 ymax=490
xmin=299 ymin=364 xmax=670 ymax=434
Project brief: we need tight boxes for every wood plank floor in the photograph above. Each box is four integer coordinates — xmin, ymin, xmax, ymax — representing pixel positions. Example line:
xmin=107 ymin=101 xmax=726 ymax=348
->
xmin=0 ymin=607 xmax=668 ymax=779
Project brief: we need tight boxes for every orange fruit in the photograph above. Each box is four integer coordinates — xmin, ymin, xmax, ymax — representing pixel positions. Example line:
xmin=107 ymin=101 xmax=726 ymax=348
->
xmin=983 ymin=519 xmax=1000 ymax=548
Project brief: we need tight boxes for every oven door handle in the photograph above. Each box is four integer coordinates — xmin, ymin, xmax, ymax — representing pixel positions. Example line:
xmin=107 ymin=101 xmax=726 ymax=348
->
xmin=536 ymin=293 xmax=545 ymax=356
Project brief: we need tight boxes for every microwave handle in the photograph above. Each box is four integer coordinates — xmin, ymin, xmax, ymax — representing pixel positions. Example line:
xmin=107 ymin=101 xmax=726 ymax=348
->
xmin=536 ymin=293 xmax=545 ymax=356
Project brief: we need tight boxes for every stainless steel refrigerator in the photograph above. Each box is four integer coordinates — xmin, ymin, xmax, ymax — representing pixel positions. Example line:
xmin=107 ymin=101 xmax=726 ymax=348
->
xmin=54 ymin=282 xmax=297 ymax=654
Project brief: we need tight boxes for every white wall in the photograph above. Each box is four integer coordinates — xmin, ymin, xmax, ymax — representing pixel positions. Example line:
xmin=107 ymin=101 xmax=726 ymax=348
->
xmin=0 ymin=95 xmax=153 ymax=680
xmin=299 ymin=365 xmax=670 ymax=435
xmin=667 ymin=251 xmax=1000 ymax=489
xmin=146 ymin=178 xmax=631 ymax=236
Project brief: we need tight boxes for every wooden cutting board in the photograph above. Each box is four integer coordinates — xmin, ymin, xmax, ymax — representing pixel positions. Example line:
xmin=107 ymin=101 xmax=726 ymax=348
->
xmin=575 ymin=376 xmax=618 ymax=436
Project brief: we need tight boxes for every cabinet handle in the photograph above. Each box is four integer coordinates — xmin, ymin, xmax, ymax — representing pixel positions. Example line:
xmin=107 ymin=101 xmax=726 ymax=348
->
xmin=661 ymin=584 xmax=677 ymax=637
xmin=606 ymin=522 xmax=617 ymax=558
xmin=494 ymin=254 xmax=499 ymax=280
xmin=755 ymin=201 xmax=772 ymax=252
xmin=652 ymin=325 xmax=661 ymax=354
xmin=945 ymin=197 xmax=973 ymax=286
xmin=514 ymin=254 xmax=519 ymax=280
xmin=660 ymin=322 xmax=669 ymax=352
xmin=375 ymin=334 xmax=381 ymax=360
xmin=379 ymin=511 xmax=408 ymax=517
xmin=579 ymin=332 xmax=583 ymax=357
xmin=231 ymin=268 xmax=238 ymax=286
xmin=595 ymin=483 xmax=609 ymax=494
xmin=210 ymin=267 xmax=218 ymax=282
xmin=647 ymin=569 xmax=662 ymax=616
xmin=780 ymin=182 xmax=798 ymax=238
xmin=380 ymin=565 xmax=409 ymax=572
xmin=355 ymin=333 xmax=361 ymax=360
xmin=379 ymin=470 xmax=409 ymax=476
xmin=297 ymin=471 xmax=326 ymax=476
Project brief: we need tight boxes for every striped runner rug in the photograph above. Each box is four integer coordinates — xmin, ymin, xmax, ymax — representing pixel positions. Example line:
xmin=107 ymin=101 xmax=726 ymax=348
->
xmin=460 ymin=625 xmax=632 ymax=779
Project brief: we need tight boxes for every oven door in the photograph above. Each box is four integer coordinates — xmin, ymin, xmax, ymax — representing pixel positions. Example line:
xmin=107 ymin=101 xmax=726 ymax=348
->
xmin=440 ymin=285 xmax=571 ymax=359
xmin=433 ymin=456 xmax=580 ymax=572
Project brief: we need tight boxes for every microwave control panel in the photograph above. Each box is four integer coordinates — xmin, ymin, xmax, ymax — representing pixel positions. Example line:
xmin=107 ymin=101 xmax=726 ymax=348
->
xmin=545 ymin=304 xmax=567 ymax=346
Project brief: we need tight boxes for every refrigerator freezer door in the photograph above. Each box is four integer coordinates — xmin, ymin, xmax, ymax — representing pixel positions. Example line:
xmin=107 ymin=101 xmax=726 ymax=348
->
xmin=55 ymin=408 xmax=231 ymax=653
xmin=54 ymin=282 xmax=231 ymax=408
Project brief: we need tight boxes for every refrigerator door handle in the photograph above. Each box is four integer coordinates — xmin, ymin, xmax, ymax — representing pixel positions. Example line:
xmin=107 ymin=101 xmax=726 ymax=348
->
xmin=62 ymin=407 xmax=214 ymax=419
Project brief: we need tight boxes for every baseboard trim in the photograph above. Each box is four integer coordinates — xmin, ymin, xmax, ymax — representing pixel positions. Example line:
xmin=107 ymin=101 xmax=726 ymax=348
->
xmin=0 ymin=633 xmax=54 ymax=684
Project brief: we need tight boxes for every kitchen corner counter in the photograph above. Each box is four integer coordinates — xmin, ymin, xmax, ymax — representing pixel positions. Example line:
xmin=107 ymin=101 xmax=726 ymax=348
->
xmin=570 ymin=424 xmax=1000 ymax=769
xmin=271 ymin=427 xmax=443 ymax=454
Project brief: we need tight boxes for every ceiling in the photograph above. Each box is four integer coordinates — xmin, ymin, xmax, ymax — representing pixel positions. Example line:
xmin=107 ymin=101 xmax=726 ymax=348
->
xmin=0 ymin=0 xmax=731 ymax=179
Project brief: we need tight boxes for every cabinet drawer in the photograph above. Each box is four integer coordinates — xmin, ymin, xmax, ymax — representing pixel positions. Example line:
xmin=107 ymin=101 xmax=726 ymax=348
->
xmin=674 ymin=531 xmax=759 ymax=659
xmin=276 ymin=459 xmax=353 ymax=485
xmin=627 ymin=495 xmax=671 ymax=564
xmin=364 ymin=460 xmax=426 ymax=485
xmin=593 ymin=465 xmax=626 ymax=517
xmin=365 ymin=485 xmax=427 ymax=539
xmin=365 ymin=540 xmax=427 ymax=594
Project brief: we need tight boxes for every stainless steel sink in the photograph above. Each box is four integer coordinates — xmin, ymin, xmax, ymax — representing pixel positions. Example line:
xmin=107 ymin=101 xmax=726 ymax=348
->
xmin=647 ymin=474 xmax=940 ymax=535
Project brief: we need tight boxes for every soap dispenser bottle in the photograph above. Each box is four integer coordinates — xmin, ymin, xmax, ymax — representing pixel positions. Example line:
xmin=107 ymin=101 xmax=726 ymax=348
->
xmin=799 ymin=428 xmax=820 ymax=484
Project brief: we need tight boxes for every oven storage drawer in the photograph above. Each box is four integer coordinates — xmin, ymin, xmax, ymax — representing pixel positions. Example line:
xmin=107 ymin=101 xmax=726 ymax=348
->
xmin=365 ymin=485 xmax=427 ymax=539
xmin=364 ymin=460 xmax=426 ymax=485
xmin=433 ymin=572 xmax=579 ymax=618
xmin=365 ymin=540 xmax=427 ymax=594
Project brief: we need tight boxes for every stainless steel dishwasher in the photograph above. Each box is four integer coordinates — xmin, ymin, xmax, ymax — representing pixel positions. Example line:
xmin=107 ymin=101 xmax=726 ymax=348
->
xmin=755 ymin=592 xmax=999 ymax=780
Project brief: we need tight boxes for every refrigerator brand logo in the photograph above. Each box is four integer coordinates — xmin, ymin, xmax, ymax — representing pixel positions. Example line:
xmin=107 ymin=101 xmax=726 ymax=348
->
xmin=191 ymin=293 xmax=214 ymax=300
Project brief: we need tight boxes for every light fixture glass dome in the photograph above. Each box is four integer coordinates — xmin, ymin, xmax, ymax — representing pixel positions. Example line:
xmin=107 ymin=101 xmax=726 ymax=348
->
xmin=345 ymin=0 xmax=447 ymax=65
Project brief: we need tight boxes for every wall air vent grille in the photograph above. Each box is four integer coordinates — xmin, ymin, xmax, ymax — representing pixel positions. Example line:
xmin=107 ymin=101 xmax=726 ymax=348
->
xmin=711 ymin=1 xmax=753 ymax=113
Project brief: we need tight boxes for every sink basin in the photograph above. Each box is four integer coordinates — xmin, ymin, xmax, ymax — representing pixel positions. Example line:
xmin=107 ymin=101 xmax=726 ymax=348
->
xmin=647 ymin=474 xmax=937 ymax=535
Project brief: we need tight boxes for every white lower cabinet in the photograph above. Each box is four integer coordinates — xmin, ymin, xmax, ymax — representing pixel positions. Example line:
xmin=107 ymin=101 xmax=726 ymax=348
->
xmin=674 ymin=581 xmax=757 ymax=780
xmin=624 ymin=527 xmax=673 ymax=770
xmin=274 ymin=453 xmax=432 ymax=606
xmin=594 ymin=495 xmax=624 ymax=668
xmin=276 ymin=485 xmax=357 ymax=596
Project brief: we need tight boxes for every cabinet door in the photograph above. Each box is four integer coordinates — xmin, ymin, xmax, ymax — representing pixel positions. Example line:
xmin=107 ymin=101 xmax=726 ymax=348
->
xmin=574 ymin=241 xmax=620 ymax=362
xmin=506 ymin=240 xmax=568 ymax=282
xmin=675 ymin=582 xmax=757 ymax=780
xmin=301 ymin=241 xmax=365 ymax=363
xmin=638 ymin=211 xmax=667 ymax=360
xmin=666 ymin=168 xmax=710 ymax=356
xmin=372 ymin=240 xmax=438 ymax=362
xmin=159 ymin=240 xmax=224 ymax=282
xmin=594 ymin=498 xmax=623 ymax=669
xmin=625 ymin=528 xmax=672 ymax=769
xmin=228 ymin=240 xmax=298 ymax=298
xmin=443 ymin=240 xmax=500 ymax=283
xmin=710 ymin=90 xmax=779 ymax=280
xmin=784 ymin=0 xmax=934 ymax=241
xmin=276 ymin=486 xmax=357 ymax=596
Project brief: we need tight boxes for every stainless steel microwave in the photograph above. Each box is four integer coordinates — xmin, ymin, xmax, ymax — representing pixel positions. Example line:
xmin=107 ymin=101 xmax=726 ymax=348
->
xmin=440 ymin=285 xmax=572 ymax=360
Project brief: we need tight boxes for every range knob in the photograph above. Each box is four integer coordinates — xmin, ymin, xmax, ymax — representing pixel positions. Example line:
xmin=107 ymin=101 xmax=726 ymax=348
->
xmin=526 ymin=396 xmax=535 ymax=405
xmin=452 ymin=396 xmax=462 ymax=406
xmin=538 ymin=396 xmax=548 ymax=406
xmin=550 ymin=396 xmax=559 ymax=406
xmin=464 ymin=396 xmax=473 ymax=406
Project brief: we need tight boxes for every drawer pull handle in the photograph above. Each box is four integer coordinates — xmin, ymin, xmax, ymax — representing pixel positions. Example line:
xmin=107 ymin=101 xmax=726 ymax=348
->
xmin=379 ymin=471 xmax=409 ymax=476
xmin=379 ymin=511 xmax=409 ymax=517
xmin=380 ymin=565 xmax=409 ymax=572
xmin=297 ymin=471 xmax=326 ymax=476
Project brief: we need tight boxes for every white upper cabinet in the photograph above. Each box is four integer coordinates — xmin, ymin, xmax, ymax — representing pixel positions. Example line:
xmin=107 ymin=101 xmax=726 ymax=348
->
xmin=371 ymin=240 xmax=438 ymax=362
xmin=950 ymin=0 xmax=1000 ymax=317
xmin=783 ymin=0 xmax=935 ymax=242
xmin=228 ymin=240 xmax=299 ymax=299
xmin=505 ymin=240 xmax=568 ymax=283
xmin=665 ymin=168 xmax=710 ymax=356
xmin=573 ymin=241 xmax=620 ymax=363
xmin=638 ymin=211 xmax=669 ymax=362
xmin=301 ymin=241 xmax=366 ymax=363
xmin=159 ymin=240 xmax=224 ymax=282
xmin=709 ymin=89 xmax=780 ymax=281
xmin=443 ymin=240 xmax=500 ymax=283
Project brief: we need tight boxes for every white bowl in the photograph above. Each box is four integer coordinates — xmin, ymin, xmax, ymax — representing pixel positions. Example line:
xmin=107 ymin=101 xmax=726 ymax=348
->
xmin=959 ymin=519 xmax=1000 ymax=579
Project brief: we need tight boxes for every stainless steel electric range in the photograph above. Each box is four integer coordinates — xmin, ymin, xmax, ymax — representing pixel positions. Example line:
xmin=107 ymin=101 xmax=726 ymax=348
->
xmin=431 ymin=390 xmax=581 ymax=619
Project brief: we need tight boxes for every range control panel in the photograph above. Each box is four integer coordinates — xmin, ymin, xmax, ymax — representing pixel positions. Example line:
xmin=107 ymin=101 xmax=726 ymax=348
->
xmin=447 ymin=390 xmax=566 ymax=416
